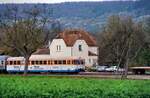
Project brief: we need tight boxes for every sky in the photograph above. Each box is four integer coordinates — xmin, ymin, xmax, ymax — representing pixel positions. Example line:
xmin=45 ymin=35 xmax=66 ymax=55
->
xmin=0 ymin=0 xmax=133 ymax=4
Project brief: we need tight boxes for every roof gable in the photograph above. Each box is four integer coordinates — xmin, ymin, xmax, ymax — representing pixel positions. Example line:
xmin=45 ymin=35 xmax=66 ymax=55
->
xmin=56 ymin=29 xmax=97 ymax=46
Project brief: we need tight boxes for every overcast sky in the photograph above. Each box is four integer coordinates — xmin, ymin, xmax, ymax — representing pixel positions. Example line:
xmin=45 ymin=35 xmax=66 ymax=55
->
xmin=0 ymin=0 xmax=133 ymax=3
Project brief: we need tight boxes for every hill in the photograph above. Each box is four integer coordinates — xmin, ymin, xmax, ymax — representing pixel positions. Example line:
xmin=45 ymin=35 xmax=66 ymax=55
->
xmin=0 ymin=0 xmax=150 ymax=33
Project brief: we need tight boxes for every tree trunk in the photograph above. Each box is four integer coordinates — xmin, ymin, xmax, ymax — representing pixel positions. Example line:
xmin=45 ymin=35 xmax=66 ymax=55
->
xmin=121 ymin=39 xmax=131 ymax=79
xmin=122 ymin=58 xmax=129 ymax=79
xmin=23 ymin=56 xmax=30 ymax=76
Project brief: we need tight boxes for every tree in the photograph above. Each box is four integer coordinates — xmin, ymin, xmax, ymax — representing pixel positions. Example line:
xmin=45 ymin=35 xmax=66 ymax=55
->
xmin=135 ymin=16 xmax=150 ymax=66
xmin=97 ymin=15 xmax=146 ymax=79
xmin=0 ymin=5 xmax=56 ymax=75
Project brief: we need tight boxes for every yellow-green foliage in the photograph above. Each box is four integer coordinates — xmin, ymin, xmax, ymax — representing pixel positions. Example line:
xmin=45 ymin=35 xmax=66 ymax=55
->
xmin=0 ymin=76 xmax=150 ymax=98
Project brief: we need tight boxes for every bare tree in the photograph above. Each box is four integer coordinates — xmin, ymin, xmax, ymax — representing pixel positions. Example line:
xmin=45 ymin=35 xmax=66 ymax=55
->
xmin=97 ymin=15 xmax=145 ymax=79
xmin=0 ymin=5 xmax=57 ymax=75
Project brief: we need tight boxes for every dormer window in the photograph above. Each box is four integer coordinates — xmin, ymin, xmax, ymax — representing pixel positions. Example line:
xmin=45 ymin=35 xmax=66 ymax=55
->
xmin=57 ymin=45 xmax=61 ymax=51
xmin=79 ymin=45 xmax=82 ymax=51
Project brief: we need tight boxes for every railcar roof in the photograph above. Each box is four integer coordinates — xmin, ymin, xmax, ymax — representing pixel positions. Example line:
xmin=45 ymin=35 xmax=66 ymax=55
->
xmin=7 ymin=57 xmax=25 ymax=61
xmin=30 ymin=55 xmax=83 ymax=60
xmin=6 ymin=55 xmax=83 ymax=61
xmin=0 ymin=55 xmax=9 ymax=60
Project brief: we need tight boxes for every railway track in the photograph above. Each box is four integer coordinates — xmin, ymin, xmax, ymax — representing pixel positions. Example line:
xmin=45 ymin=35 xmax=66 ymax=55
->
xmin=1 ymin=72 xmax=150 ymax=80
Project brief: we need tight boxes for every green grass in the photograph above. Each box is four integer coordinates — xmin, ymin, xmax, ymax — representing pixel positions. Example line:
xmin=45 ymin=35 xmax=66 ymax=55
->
xmin=0 ymin=76 xmax=150 ymax=98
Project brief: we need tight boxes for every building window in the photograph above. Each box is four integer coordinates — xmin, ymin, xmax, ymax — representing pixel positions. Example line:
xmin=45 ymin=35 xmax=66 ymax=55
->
xmin=57 ymin=45 xmax=61 ymax=51
xmin=79 ymin=45 xmax=82 ymax=51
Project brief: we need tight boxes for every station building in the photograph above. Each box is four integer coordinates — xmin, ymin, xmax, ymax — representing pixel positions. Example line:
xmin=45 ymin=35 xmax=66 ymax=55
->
xmin=32 ymin=29 xmax=98 ymax=67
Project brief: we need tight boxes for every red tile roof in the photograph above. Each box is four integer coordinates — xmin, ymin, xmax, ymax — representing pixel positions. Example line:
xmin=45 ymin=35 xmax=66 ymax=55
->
xmin=56 ymin=29 xmax=97 ymax=46
xmin=88 ymin=51 xmax=97 ymax=56
xmin=33 ymin=48 xmax=50 ymax=55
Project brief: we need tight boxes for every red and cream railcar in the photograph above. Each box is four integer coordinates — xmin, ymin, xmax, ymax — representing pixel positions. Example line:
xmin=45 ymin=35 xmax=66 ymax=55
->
xmin=6 ymin=56 xmax=85 ymax=73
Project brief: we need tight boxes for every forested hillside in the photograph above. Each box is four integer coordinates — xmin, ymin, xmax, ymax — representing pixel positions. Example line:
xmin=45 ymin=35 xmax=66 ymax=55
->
xmin=0 ymin=0 xmax=149 ymax=32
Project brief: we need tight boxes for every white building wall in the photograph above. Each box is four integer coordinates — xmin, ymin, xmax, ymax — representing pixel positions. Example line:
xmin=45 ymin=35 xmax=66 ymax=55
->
xmin=88 ymin=56 xmax=98 ymax=67
xmin=72 ymin=40 xmax=90 ymax=66
xmin=48 ymin=39 xmax=98 ymax=67
xmin=72 ymin=40 xmax=88 ymax=58
xmin=49 ymin=39 xmax=71 ymax=58
xmin=88 ymin=47 xmax=98 ymax=67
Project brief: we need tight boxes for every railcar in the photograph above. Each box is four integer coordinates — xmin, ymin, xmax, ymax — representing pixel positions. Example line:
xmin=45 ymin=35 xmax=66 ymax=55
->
xmin=6 ymin=56 xmax=85 ymax=73
xmin=0 ymin=56 xmax=9 ymax=72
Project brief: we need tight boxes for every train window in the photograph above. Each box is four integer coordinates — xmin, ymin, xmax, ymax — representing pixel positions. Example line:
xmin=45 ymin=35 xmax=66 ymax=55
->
xmin=74 ymin=60 xmax=79 ymax=65
xmin=17 ymin=61 xmax=21 ymax=65
xmin=36 ymin=61 xmax=38 ymax=65
xmin=48 ymin=60 xmax=51 ymax=65
xmin=14 ymin=61 xmax=16 ymax=65
xmin=67 ymin=60 xmax=71 ymax=64
xmin=43 ymin=61 xmax=47 ymax=65
xmin=51 ymin=60 xmax=53 ymax=64
xmin=54 ymin=60 xmax=57 ymax=64
xmin=58 ymin=60 xmax=62 ymax=64
xmin=31 ymin=61 xmax=35 ymax=65
xmin=40 ymin=61 xmax=43 ymax=64
xmin=48 ymin=60 xmax=53 ymax=65
xmin=10 ymin=61 xmax=13 ymax=65
xmin=63 ymin=60 xmax=66 ymax=64
xmin=71 ymin=60 xmax=74 ymax=64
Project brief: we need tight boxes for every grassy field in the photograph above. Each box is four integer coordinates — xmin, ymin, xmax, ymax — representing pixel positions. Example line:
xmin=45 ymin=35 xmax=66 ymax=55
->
xmin=0 ymin=76 xmax=150 ymax=98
